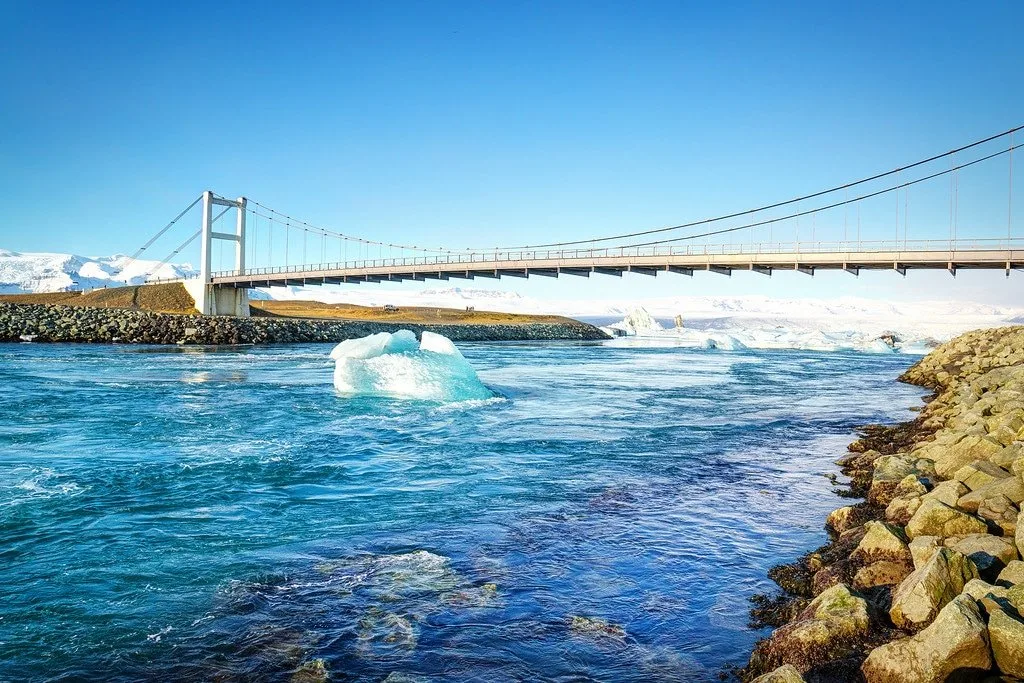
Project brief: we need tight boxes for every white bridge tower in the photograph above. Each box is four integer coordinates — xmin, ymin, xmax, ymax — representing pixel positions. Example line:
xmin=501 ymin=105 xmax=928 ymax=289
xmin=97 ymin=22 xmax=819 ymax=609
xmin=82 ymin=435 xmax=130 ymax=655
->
xmin=186 ymin=190 xmax=249 ymax=316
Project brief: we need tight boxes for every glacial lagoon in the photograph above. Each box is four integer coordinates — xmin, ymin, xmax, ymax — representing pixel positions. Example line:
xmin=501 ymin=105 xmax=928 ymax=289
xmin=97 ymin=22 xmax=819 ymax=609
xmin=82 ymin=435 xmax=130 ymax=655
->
xmin=0 ymin=340 xmax=925 ymax=681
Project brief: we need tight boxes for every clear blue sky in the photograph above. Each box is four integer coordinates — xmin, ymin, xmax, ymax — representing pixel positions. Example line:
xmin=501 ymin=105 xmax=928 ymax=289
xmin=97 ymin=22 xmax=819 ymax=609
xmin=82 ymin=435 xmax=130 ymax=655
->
xmin=1 ymin=1 xmax=1022 ymax=304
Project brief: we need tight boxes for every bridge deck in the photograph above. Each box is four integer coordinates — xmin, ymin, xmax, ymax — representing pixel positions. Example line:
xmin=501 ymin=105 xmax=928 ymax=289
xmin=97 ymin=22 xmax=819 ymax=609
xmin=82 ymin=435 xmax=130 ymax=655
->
xmin=210 ymin=245 xmax=1024 ymax=287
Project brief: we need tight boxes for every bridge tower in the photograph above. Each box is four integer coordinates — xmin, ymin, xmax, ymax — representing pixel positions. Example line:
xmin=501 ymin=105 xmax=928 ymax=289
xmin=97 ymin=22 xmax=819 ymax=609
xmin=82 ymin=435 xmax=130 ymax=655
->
xmin=186 ymin=191 xmax=249 ymax=316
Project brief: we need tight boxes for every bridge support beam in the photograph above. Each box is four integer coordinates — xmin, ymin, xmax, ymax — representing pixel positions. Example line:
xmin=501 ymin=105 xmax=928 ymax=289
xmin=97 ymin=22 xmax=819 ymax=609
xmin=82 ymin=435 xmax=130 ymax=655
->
xmin=594 ymin=267 xmax=623 ymax=277
xmin=749 ymin=264 xmax=772 ymax=276
xmin=629 ymin=266 xmax=659 ymax=276
xmin=894 ymin=262 xmax=907 ymax=277
xmin=795 ymin=264 xmax=814 ymax=275
xmin=706 ymin=264 xmax=731 ymax=276
xmin=842 ymin=263 xmax=860 ymax=276
xmin=667 ymin=266 xmax=693 ymax=276
xmin=559 ymin=267 xmax=591 ymax=277
xmin=947 ymin=262 xmax=957 ymax=277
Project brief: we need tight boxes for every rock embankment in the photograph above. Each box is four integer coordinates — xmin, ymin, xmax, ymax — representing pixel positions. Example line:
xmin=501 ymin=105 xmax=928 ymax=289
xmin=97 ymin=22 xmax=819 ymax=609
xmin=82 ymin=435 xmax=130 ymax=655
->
xmin=0 ymin=302 xmax=609 ymax=344
xmin=743 ymin=326 xmax=1024 ymax=682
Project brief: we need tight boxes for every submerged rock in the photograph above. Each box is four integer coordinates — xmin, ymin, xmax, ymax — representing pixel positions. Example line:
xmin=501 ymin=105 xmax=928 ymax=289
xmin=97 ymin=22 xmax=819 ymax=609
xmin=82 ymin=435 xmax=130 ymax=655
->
xmin=290 ymin=659 xmax=329 ymax=683
xmin=568 ymin=615 xmax=627 ymax=640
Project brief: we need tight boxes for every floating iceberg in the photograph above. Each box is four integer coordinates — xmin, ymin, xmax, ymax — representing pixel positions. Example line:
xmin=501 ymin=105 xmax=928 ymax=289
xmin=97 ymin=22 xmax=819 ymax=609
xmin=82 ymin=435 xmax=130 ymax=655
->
xmin=604 ymin=307 xmax=665 ymax=336
xmin=330 ymin=330 xmax=494 ymax=401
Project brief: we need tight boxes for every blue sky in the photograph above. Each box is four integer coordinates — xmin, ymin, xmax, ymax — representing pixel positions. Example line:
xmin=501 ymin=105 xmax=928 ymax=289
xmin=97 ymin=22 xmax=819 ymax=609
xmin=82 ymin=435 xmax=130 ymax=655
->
xmin=1 ymin=1 xmax=1022 ymax=304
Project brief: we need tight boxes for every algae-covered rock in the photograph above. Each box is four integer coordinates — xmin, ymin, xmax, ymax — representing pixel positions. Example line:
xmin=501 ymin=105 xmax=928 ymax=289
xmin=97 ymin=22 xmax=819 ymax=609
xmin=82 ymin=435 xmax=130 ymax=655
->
xmin=851 ymin=521 xmax=911 ymax=565
xmin=568 ymin=615 xmax=626 ymax=640
xmin=906 ymin=498 xmax=988 ymax=539
xmin=748 ymin=583 xmax=870 ymax=673
xmin=944 ymin=533 xmax=1018 ymax=580
xmin=750 ymin=664 xmax=805 ymax=682
xmin=861 ymin=594 xmax=992 ymax=682
xmin=853 ymin=560 xmax=913 ymax=590
xmin=976 ymin=493 xmax=1018 ymax=537
xmin=871 ymin=455 xmax=926 ymax=506
xmin=921 ymin=480 xmax=968 ymax=507
xmin=997 ymin=560 xmax=1024 ymax=586
xmin=988 ymin=607 xmax=1024 ymax=678
xmin=957 ymin=473 xmax=1024 ymax=513
xmin=909 ymin=536 xmax=941 ymax=569
xmin=290 ymin=659 xmax=329 ymax=683
xmin=889 ymin=548 xmax=979 ymax=630
xmin=953 ymin=460 xmax=1012 ymax=491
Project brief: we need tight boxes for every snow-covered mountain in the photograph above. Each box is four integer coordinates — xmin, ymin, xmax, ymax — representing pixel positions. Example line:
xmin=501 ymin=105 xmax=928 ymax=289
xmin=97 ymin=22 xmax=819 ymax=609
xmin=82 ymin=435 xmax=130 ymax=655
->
xmin=0 ymin=249 xmax=197 ymax=294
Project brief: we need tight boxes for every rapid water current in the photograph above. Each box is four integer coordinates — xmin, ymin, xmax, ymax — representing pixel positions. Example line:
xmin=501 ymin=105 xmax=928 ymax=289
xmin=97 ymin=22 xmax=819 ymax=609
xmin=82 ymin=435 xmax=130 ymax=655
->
xmin=0 ymin=340 xmax=924 ymax=681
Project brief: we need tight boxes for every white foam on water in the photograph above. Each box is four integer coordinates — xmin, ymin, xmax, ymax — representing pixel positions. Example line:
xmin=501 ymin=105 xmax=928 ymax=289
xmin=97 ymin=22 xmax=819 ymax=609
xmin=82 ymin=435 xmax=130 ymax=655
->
xmin=331 ymin=331 xmax=494 ymax=401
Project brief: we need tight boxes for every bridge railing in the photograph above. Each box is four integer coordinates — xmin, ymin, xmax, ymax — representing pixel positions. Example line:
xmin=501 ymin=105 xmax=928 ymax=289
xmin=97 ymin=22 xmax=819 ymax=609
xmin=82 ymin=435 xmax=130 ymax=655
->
xmin=211 ymin=237 xmax=1024 ymax=278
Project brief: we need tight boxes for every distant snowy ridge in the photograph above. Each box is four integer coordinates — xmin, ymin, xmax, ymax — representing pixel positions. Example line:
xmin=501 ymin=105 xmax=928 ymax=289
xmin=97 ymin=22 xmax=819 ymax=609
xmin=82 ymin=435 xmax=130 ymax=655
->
xmin=0 ymin=249 xmax=197 ymax=294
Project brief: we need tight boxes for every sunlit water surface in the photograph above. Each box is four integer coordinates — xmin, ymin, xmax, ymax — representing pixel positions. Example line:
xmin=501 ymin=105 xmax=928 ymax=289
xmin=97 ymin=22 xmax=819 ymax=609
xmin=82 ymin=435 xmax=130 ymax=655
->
xmin=0 ymin=341 xmax=923 ymax=681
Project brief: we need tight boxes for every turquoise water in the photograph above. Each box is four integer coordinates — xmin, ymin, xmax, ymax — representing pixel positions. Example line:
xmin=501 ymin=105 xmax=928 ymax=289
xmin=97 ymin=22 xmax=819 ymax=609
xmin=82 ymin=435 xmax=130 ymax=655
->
xmin=0 ymin=341 xmax=923 ymax=681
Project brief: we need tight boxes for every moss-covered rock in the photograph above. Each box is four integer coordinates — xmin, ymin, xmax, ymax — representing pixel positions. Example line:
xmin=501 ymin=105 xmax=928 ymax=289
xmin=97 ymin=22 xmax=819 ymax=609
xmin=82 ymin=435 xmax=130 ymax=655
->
xmin=889 ymin=549 xmax=978 ymax=630
xmin=862 ymin=594 xmax=992 ymax=683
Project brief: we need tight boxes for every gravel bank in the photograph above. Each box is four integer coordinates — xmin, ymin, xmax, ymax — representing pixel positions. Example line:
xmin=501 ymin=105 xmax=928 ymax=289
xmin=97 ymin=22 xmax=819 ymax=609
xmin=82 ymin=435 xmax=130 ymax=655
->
xmin=0 ymin=302 xmax=609 ymax=344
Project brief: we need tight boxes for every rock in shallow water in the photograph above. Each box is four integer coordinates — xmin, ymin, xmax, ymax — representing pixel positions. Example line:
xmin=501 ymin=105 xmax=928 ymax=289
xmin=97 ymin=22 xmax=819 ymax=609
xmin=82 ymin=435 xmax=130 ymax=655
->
xmin=748 ymin=583 xmax=870 ymax=674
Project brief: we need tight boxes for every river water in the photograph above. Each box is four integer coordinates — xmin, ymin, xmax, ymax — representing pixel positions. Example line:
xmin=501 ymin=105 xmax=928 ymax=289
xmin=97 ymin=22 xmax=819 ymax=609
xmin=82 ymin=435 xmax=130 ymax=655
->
xmin=0 ymin=340 xmax=924 ymax=682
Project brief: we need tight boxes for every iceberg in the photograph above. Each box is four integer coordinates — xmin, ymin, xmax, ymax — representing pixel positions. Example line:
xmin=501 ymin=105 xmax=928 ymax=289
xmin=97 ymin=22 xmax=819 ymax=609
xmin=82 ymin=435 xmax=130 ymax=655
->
xmin=604 ymin=307 xmax=665 ymax=336
xmin=330 ymin=330 xmax=494 ymax=401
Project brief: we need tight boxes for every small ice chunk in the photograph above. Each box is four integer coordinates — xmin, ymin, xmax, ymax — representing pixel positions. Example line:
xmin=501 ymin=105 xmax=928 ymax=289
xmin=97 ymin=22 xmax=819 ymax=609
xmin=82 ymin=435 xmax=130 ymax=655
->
xmin=330 ymin=332 xmax=391 ymax=360
xmin=419 ymin=330 xmax=462 ymax=357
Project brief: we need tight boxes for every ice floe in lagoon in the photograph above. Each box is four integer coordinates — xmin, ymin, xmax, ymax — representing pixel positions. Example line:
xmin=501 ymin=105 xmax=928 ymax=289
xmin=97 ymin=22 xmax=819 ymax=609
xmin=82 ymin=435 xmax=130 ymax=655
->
xmin=601 ymin=309 xmax=941 ymax=354
xmin=330 ymin=330 xmax=494 ymax=401
xmin=602 ymin=306 xmax=665 ymax=337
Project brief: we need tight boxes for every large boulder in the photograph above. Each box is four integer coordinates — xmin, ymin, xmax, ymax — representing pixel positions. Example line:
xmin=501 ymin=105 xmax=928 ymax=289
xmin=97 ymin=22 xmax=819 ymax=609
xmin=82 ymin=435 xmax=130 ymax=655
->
xmin=889 ymin=549 xmax=979 ymax=630
xmin=826 ymin=505 xmax=871 ymax=535
xmin=851 ymin=521 xmax=912 ymax=565
xmin=997 ymin=560 xmax=1024 ymax=586
xmin=930 ymin=434 xmax=1004 ymax=479
xmin=748 ymin=583 xmax=870 ymax=673
xmin=943 ymin=534 xmax=1019 ymax=580
xmin=952 ymin=460 xmax=1012 ymax=492
xmin=750 ymin=664 xmax=805 ymax=683
xmin=862 ymin=594 xmax=992 ymax=682
xmin=906 ymin=499 xmax=988 ymax=539
xmin=975 ymin=493 xmax=1018 ymax=537
xmin=988 ymin=607 xmax=1024 ymax=678
xmin=870 ymin=455 xmax=923 ymax=506
xmin=909 ymin=536 xmax=941 ymax=569
xmin=956 ymin=475 xmax=1024 ymax=513
xmin=922 ymin=480 xmax=968 ymax=507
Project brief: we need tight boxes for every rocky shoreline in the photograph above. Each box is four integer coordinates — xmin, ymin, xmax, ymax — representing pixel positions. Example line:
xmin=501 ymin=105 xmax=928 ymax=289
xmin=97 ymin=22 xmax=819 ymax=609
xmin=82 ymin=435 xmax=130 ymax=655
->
xmin=741 ymin=325 xmax=1024 ymax=682
xmin=0 ymin=302 xmax=609 ymax=344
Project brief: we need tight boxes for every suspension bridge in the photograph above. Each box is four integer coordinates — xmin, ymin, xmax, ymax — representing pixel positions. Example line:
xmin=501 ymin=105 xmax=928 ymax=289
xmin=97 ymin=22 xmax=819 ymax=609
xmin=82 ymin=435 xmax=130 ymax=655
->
xmin=128 ymin=127 xmax=1024 ymax=316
